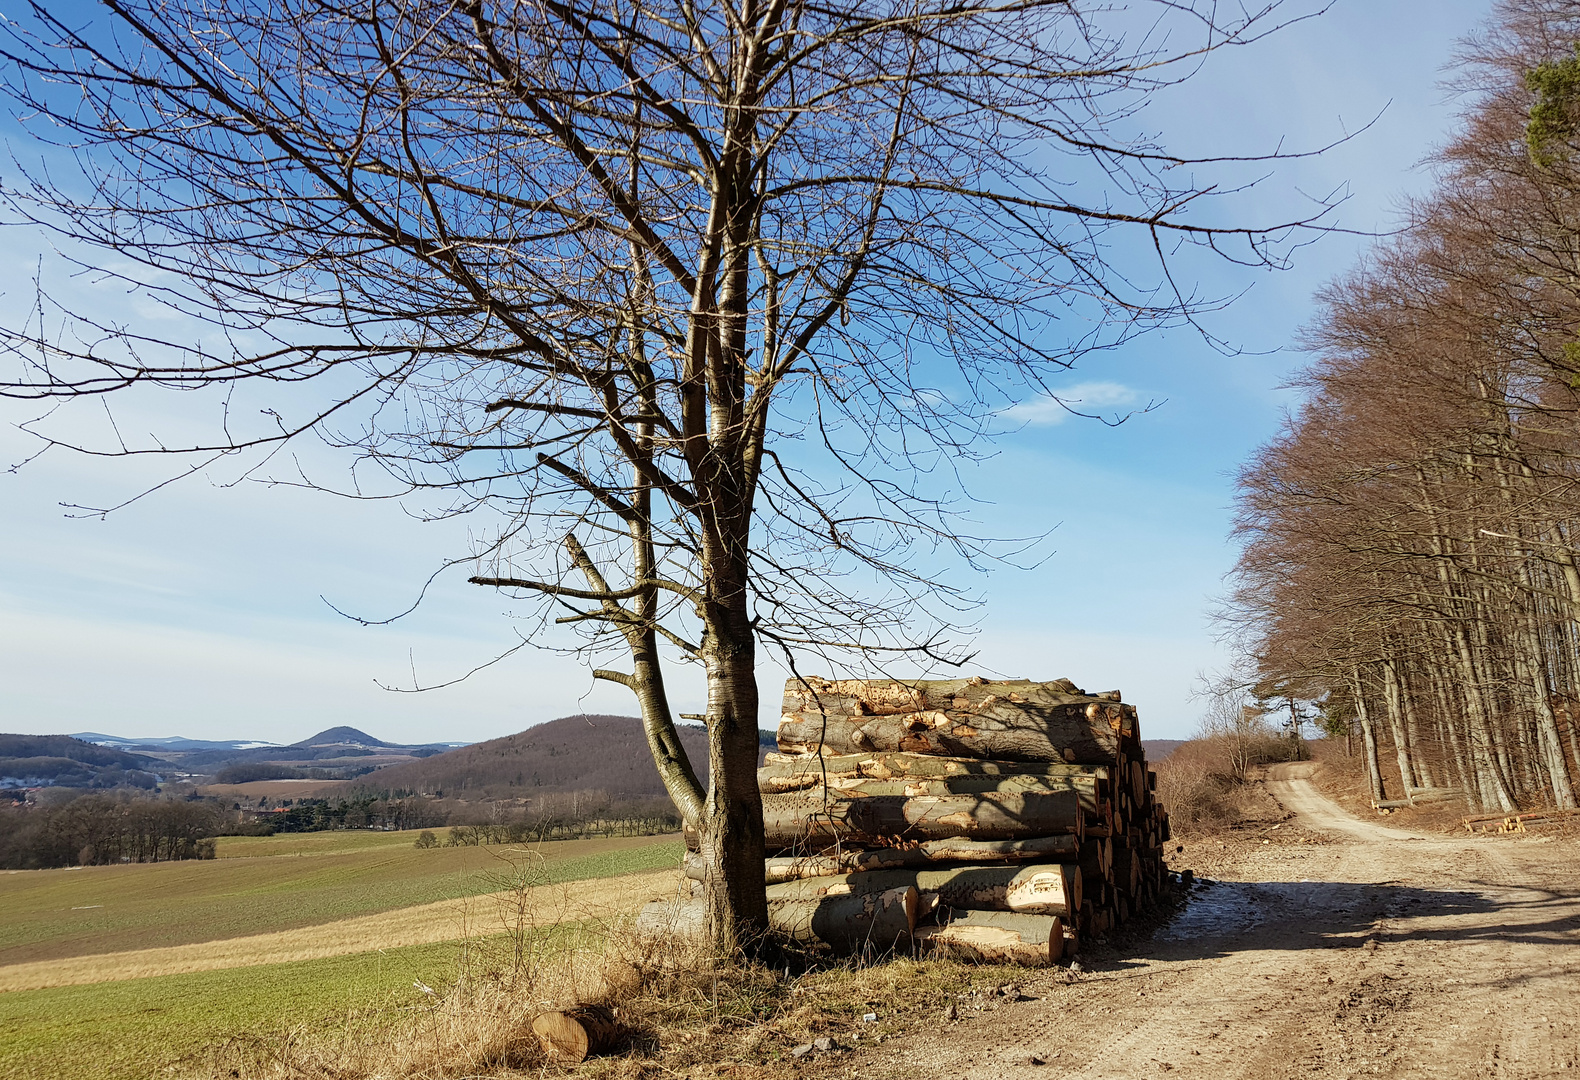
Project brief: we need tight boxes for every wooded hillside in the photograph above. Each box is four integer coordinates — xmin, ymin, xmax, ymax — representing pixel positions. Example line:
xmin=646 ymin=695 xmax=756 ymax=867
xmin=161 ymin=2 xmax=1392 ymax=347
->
xmin=346 ymin=715 xmax=718 ymax=801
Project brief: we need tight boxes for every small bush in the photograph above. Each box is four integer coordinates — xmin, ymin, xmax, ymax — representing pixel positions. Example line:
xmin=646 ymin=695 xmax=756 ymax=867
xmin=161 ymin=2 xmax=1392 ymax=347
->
xmin=413 ymin=829 xmax=438 ymax=849
xmin=1154 ymin=725 xmax=1296 ymax=834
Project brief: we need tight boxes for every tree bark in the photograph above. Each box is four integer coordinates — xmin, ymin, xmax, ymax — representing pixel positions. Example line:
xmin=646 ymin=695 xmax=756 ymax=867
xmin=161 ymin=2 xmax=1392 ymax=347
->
xmin=779 ymin=678 xmax=1130 ymax=764
xmin=759 ymin=751 xmax=1109 ymax=790
xmin=777 ymin=775 xmax=1104 ymax=816
xmin=764 ymin=862 xmax=1081 ymax=917
xmin=760 ymin=790 xmax=1083 ymax=848
xmin=765 ymin=886 xmax=919 ymax=953
xmin=1350 ymin=666 xmax=1386 ymax=803
xmin=685 ymin=834 xmax=1083 ymax=883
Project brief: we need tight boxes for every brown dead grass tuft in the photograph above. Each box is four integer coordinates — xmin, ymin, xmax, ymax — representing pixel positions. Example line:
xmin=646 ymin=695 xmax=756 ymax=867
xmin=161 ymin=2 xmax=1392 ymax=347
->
xmin=180 ymin=855 xmax=994 ymax=1080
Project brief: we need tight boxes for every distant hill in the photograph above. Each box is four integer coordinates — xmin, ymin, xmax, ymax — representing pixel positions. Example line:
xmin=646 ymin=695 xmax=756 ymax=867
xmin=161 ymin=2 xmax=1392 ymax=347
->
xmin=289 ymin=726 xmax=464 ymax=752
xmin=1142 ymin=739 xmax=1186 ymax=761
xmin=346 ymin=714 xmax=728 ymax=801
xmin=68 ymin=728 xmax=465 ymax=778
xmin=73 ymin=732 xmax=281 ymax=753
xmin=0 ymin=734 xmax=163 ymax=790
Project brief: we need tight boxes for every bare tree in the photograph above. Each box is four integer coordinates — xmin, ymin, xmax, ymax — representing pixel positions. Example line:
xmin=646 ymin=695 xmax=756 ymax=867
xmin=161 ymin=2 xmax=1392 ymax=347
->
xmin=2 ymin=0 xmax=1326 ymax=947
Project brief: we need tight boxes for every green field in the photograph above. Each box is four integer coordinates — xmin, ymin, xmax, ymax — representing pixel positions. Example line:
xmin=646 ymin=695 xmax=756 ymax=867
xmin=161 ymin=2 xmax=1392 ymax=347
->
xmin=0 ymin=831 xmax=680 ymax=1080
xmin=0 ymin=935 xmax=535 ymax=1080
xmin=0 ymin=831 xmax=683 ymax=965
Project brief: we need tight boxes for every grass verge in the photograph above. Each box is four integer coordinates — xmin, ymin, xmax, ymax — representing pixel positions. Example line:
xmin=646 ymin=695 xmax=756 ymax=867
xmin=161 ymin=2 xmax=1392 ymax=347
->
xmin=0 ymin=938 xmax=467 ymax=1080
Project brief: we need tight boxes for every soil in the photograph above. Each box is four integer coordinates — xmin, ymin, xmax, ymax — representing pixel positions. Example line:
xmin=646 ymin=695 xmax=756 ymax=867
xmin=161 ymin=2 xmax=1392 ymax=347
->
xmin=815 ymin=761 xmax=1580 ymax=1080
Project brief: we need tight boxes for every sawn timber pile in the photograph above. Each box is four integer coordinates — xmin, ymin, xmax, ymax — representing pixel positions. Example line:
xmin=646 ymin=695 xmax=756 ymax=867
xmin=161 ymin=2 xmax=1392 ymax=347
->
xmin=648 ymin=676 xmax=1173 ymax=965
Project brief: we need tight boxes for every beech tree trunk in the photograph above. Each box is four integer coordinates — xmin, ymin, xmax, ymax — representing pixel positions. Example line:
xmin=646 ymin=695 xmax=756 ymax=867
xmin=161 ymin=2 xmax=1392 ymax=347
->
xmin=693 ymin=576 xmax=769 ymax=948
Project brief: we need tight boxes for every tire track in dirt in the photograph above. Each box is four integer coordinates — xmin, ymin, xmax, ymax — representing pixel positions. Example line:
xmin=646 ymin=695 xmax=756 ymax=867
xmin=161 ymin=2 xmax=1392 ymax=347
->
xmin=840 ymin=765 xmax=1580 ymax=1080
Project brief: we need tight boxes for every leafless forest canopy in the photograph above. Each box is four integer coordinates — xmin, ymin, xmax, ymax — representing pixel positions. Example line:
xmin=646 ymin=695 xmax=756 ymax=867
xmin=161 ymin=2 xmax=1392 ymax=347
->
xmin=1227 ymin=0 xmax=1580 ymax=814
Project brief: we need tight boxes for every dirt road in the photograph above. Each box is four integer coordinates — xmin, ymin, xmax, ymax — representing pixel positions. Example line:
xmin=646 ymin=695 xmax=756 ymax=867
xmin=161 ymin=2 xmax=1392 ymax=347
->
xmin=852 ymin=765 xmax=1580 ymax=1079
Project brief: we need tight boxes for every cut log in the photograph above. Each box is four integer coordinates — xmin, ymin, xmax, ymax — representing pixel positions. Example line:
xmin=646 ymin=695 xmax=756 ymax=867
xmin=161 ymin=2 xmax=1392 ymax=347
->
xmin=1079 ymin=836 xmax=1111 ymax=884
xmin=767 ymin=886 xmax=918 ymax=953
xmin=765 ymin=862 xmax=1080 ymax=918
xmin=762 ymin=790 xmax=1083 ymax=848
xmin=759 ymin=751 xmax=1110 ymax=791
xmin=914 ymin=910 xmax=1064 ymax=966
xmin=635 ymin=897 xmax=708 ymax=940
xmin=914 ymin=833 xmax=1081 ymax=864
xmin=779 ymin=678 xmax=1134 ymax=763
xmin=782 ymin=676 xmax=1083 ymax=717
xmin=777 ymin=775 xmax=1105 ymax=816
xmin=531 ymin=1006 xmax=622 ymax=1063
xmin=704 ymin=833 xmax=1082 ymax=883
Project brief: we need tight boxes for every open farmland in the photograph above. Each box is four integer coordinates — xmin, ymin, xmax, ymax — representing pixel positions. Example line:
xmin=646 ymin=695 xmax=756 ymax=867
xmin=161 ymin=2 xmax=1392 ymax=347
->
xmin=0 ymin=831 xmax=682 ymax=1080
xmin=0 ymin=829 xmax=680 ymax=966
xmin=197 ymin=777 xmax=352 ymax=799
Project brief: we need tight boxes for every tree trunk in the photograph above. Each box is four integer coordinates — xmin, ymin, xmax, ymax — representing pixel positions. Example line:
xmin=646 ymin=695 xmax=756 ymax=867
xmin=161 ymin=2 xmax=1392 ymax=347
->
xmin=1380 ymin=659 xmax=1418 ymax=801
xmin=760 ymin=790 xmax=1083 ymax=848
xmin=1350 ymin=667 xmax=1386 ymax=803
xmin=914 ymin=911 xmax=1065 ymax=966
xmin=694 ymin=584 xmax=768 ymax=950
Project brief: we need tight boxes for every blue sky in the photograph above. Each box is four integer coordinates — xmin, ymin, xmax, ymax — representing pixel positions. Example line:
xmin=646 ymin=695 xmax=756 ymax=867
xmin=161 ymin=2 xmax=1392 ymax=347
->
xmin=1 ymin=1 xmax=1494 ymax=745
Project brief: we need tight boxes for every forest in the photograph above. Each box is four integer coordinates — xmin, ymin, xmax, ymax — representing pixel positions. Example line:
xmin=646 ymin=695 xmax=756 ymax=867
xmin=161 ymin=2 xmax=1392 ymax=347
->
xmin=1229 ymin=1 xmax=1580 ymax=814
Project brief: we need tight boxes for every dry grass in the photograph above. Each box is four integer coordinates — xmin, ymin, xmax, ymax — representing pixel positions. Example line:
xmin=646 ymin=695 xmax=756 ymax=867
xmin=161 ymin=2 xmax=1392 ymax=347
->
xmin=176 ymin=876 xmax=998 ymax=1080
xmin=1153 ymin=734 xmax=1293 ymax=835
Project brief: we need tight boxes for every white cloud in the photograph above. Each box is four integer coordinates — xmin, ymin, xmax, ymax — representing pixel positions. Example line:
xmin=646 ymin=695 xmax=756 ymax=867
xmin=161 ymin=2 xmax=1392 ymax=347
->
xmin=1003 ymin=382 xmax=1142 ymax=426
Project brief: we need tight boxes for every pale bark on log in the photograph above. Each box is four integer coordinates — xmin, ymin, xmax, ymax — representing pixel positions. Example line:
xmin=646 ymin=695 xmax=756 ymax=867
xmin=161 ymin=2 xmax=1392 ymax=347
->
xmin=636 ymin=897 xmax=708 ymax=939
xmin=764 ymin=862 xmax=1080 ymax=917
xmin=912 ymin=834 xmax=1081 ymax=864
xmin=531 ymin=1006 xmax=622 ymax=1063
xmin=688 ymin=832 xmax=1082 ymax=883
xmin=640 ymin=889 xmax=918 ymax=955
xmin=762 ymin=790 xmax=1083 ymax=848
xmin=766 ymin=775 xmax=1104 ymax=816
xmin=759 ymin=751 xmax=1110 ymax=788
xmin=779 ymin=677 xmax=1135 ymax=764
xmin=914 ymin=911 xmax=1064 ymax=966
xmin=782 ymin=676 xmax=1084 ymax=717
xmin=766 ymin=886 xmax=918 ymax=953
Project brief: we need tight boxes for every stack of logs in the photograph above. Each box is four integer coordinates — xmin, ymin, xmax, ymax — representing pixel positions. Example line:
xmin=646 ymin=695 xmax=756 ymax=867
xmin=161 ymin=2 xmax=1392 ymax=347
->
xmin=647 ymin=676 xmax=1171 ymax=966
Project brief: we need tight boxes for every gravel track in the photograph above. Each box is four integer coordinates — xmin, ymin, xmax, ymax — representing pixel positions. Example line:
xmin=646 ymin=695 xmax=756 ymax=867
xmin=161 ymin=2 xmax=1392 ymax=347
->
xmin=840 ymin=764 xmax=1580 ymax=1080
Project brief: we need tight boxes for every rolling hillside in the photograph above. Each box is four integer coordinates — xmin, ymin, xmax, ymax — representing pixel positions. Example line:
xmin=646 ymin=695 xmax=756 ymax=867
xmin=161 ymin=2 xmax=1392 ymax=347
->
xmin=346 ymin=714 xmax=714 ymax=800
xmin=0 ymin=735 xmax=164 ymax=790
